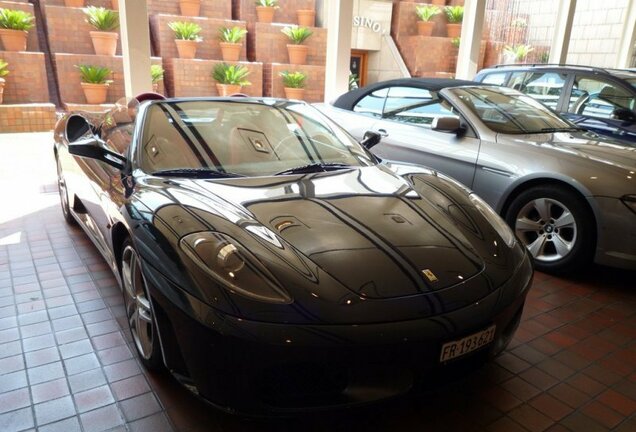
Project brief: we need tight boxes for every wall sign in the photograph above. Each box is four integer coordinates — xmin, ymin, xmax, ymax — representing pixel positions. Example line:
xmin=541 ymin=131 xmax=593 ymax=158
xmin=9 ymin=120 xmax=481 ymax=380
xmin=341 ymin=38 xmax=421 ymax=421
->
xmin=353 ymin=16 xmax=383 ymax=33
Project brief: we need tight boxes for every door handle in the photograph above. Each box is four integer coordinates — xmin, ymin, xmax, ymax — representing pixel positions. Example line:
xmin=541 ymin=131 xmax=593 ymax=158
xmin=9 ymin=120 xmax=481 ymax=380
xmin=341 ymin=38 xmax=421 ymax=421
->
xmin=376 ymin=128 xmax=388 ymax=137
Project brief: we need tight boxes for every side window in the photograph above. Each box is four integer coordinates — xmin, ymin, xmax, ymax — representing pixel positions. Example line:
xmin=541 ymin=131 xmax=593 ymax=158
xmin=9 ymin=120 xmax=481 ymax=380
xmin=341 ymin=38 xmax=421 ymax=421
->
xmin=481 ymin=72 xmax=508 ymax=86
xmin=353 ymin=88 xmax=388 ymax=118
xmin=569 ymin=77 xmax=636 ymax=118
xmin=508 ymin=71 xmax=567 ymax=110
xmin=382 ymin=86 xmax=457 ymax=127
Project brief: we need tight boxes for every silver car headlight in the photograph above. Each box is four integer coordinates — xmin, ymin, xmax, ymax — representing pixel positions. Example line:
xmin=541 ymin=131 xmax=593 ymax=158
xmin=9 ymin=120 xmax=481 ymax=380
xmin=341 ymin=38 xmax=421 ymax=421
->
xmin=469 ymin=193 xmax=516 ymax=248
xmin=179 ymin=232 xmax=292 ymax=304
xmin=622 ymin=195 xmax=636 ymax=215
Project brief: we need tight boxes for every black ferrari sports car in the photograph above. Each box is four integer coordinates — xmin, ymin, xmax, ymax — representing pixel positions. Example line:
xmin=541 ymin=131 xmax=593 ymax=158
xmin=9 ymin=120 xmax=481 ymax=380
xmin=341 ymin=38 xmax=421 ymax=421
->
xmin=54 ymin=96 xmax=533 ymax=414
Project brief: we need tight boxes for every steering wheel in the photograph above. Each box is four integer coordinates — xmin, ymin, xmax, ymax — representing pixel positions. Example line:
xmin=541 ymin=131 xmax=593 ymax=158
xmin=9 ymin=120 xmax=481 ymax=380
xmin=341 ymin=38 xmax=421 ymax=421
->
xmin=572 ymin=91 xmax=603 ymax=114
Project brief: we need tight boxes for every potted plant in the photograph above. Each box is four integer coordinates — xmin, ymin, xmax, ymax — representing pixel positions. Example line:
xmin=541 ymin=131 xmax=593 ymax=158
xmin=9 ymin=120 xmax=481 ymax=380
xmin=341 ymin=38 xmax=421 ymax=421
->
xmin=503 ymin=44 xmax=534 ymax=64
xmin=0 ymin=9 xmax=35 ymax=52
xmin=415 ymin=5 xmax=441 ymax=36
xmin=219 ymin=26 xmax=247 ymax=62
xmin=255 ymin=0 xmax=278 ymax=24
xmin=151 ymin=65 xmax=164 ymax=93
xmin=77 ymin=65 xmax=112 ymax=104
xmin=297 ymin=9 xmax=315 ymax=27
xmin=280 ymin=71 xmax=307 ymax=100
xmin=112 ymin=0 xmax=119 ymax=10
xmin=282 ymin=26 xmax=312 ymax=65
xmin=432 ymin=0 xmax=446 ymax=5
xmin=0 ymin=59 xmax=8 ymax=104
xmin=65 ymin=0 xmax=85 ymax=7
xmin=84 ymin=6 xmax=119 ymax=56
xmin=212 ymin=63 xmax=250 ymax=96
xmin=180 ymin=0 xmax=201 ymax=17
xmin=168 ymin=21 xmax=202 ymax=59
xmin=444 ymin=5 xmax=463 ymax=38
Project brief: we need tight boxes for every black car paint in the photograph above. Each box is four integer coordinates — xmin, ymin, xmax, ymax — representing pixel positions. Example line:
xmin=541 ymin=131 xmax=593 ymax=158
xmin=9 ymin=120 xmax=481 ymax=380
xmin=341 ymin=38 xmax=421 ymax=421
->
xmin=54 ymin=98 xmax=533 ymax=414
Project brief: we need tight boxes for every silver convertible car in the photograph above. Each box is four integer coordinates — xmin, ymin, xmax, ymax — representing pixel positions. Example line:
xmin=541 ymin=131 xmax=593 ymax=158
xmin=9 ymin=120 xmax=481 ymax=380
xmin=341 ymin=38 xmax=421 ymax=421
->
xmin=317 ymin=79 xmax=636 ymax=273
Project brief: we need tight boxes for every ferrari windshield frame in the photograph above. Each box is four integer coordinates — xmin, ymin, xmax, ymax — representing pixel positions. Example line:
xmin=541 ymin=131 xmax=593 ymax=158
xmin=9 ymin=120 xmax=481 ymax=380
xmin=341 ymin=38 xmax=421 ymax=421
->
xmin=135 ymin=99 xmax=377 ymax=178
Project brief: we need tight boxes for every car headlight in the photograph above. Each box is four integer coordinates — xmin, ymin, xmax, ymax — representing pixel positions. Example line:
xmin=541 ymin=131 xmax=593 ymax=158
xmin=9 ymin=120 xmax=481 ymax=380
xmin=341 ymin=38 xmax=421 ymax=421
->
xmin=622 ymin=195 xmax=636 ymax=215
xmin=469 ymin=193 xmax=516 ymax=248
xmin=179 ymin=232 xmax=292 ymax=304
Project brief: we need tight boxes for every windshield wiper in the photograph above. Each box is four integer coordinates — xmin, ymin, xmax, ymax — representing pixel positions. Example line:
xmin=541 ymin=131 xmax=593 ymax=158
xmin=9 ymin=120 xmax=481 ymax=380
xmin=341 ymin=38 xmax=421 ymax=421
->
xmin=538 ymin=127 xmax=585 ymax=133
xmin=274 ymin=162 xmax=356 ymax=176
xmin=152 ymin=168 xmax=244 ymax=178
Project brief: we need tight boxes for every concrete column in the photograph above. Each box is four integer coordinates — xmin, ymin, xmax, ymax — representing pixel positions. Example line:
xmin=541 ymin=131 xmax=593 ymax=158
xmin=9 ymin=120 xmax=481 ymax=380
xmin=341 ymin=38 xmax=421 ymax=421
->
xmin=549 ymin=0 xmax=577 ymax=64
xmin=616 ymin=0 xmax=636 ymax=68
xmin=324 ymin=0 xmax=354 ymax=103
xmin=119 ymin=0 xmax=153 ymax=98
xmin=455 ymin=0 xmax=486 ymax=80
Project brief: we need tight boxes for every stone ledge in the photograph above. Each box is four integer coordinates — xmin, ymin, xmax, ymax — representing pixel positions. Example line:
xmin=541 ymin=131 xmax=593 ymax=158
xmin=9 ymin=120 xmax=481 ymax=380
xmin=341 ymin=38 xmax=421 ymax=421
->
xmin=63 ymin=103 xmax=115 ymax=113
xmin=0 ymin=103 xmax=57 ymax=133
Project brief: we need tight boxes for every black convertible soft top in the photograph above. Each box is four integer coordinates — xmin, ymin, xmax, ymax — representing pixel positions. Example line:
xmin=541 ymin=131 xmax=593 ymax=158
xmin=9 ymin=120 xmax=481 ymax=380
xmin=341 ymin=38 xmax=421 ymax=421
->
xmin=333 ymin=77 xmax=480 ymax=110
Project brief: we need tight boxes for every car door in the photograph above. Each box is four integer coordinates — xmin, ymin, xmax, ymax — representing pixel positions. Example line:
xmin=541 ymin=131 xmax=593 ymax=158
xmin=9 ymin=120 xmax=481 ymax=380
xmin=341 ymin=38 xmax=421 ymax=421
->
xmin=369 ymin=86 xmax=481 ymax=188
xmin=562 ymin=74 xmax=636 ymax=143
xmin=505 ymin=70 xmax=571 ymax=112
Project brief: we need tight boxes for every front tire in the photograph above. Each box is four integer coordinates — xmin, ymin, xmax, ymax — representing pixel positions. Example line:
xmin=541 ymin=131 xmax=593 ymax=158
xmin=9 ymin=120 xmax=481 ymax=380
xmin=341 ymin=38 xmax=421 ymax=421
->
xmin=121 ymin=239 xmax=163 ymax=370
xmin=505 ymin=185 xmax=594 ymax=274
xmin=56 ymin=156 xmax=76 ymax=226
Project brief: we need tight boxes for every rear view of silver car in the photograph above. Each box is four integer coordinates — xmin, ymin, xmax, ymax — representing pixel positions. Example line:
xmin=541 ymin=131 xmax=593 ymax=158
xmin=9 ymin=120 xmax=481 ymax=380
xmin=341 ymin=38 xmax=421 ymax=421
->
xmin=317 ymin=79 xmax=636 ymax=273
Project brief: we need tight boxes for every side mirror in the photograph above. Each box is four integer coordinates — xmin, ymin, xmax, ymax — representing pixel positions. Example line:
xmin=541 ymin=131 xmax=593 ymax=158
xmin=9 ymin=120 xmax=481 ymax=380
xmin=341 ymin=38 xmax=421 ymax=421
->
xmin=360 ymin=130 xmax=382 ymax=149
xmin=66 ymin=114 xmax=126 ymax=170
xmin=432 ymin=116 xmax=463 ymax=134
xmin=611 ymin=107 xmax=636 ymax=123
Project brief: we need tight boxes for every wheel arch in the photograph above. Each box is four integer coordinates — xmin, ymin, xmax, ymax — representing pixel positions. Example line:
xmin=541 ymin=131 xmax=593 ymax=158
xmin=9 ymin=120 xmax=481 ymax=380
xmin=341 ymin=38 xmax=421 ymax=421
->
xmin=111 ymin=222 xmax=130 ymax=275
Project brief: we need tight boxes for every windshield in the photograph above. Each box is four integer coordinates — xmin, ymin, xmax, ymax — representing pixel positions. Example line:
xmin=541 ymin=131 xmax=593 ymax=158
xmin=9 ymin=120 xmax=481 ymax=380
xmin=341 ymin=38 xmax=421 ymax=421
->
xmin=138 ymin=100 xmax=376 ymax=177
xmin=451 ymin=87 xmax=576 ymax=134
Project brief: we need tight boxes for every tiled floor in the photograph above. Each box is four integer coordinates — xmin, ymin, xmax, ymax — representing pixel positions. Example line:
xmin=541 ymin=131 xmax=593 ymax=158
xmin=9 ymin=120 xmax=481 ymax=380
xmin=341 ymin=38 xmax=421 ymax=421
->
xmin=0 ymin=132 xmax=635 ymax=432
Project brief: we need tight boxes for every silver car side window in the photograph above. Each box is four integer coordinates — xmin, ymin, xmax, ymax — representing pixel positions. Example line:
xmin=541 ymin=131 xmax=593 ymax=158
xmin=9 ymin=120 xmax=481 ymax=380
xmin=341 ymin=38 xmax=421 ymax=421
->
xmin=353 ymin=88 xmax=389 ymax=118
xmin=569 ymin=77 xmax=636 ymax=118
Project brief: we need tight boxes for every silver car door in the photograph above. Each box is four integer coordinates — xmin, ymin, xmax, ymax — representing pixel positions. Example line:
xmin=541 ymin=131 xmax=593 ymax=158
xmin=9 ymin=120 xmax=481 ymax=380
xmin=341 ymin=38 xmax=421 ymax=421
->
xmin=370 ymin=86 xmax=480 ymax=188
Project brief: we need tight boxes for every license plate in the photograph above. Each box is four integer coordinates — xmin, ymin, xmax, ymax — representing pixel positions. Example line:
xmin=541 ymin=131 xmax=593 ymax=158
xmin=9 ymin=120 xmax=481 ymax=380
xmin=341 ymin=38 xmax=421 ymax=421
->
xmin=440 ymin=325 xmax=496 ymax=362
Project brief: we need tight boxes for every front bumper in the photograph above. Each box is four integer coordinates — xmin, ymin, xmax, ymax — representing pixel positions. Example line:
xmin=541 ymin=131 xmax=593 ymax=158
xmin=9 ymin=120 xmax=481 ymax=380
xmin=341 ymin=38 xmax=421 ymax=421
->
xmin=591 ymin=196 xmax=636 ymax=270
xmin=145 ymin=251 xmax=533 ymax=415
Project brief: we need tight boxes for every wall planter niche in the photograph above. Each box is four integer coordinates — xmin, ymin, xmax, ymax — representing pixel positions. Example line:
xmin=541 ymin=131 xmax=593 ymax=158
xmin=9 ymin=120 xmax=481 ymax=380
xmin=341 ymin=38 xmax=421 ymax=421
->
xmin=213 ymin=62 xmax=250 ymax=96
xmin=444 ymin=6 xmax=463 ymax=38
xmin=65 ymin=0 xmax=85 ymax=7
xmin=85 ymin=6 xmax=119 ymax=56
xmin=77 ymin=65 xmax=112 ymax=104
xmin=180 ymin=0 xmax=201 ymax=17
xmin=415 ymin=5 xmax=441 ymax=37
xmin=282 ymin=26 xmax=312 ymax=65
xmin=0 ymin=9 xmax=35 ymax=52
xmin=219 ymin=26 xmax=247 ymax=62
xmin=169 ymin=21 xmax=202 ymax=59
xmin=280 ymin=70 xmax=306 ymax=100
xmin=0 ymin=59 xmax=8 ymax=104
xmin=256 ymin=0 xmax=278 ymax=23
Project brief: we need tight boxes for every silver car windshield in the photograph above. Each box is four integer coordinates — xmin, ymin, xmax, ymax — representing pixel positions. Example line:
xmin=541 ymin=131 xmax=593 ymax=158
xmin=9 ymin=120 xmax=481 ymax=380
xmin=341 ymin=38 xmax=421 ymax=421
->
xmin=452 ymin=87 xmax=577 ymax=134
xmin=139 ymin=100 xmax=375 ymax=177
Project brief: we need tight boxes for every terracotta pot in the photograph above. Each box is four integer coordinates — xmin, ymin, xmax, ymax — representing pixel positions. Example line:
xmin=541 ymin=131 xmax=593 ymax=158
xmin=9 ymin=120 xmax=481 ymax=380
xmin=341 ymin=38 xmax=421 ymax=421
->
xmin=64 ymin=0 xmax=85 ymax=7
xmin=175 ymin=39 xmax=198 ymax=59
xmin=81 ymin=82 xmax=109 ymax=104
xmin=256 ymin=6 xmax=276 ymax=23
xmin=432 ymin=0 xmax=446 ymax=5
xmin=90 ymin=31 xmax=118 ymax=56
xmin=446 ymin=23 xmax=462 ymax=38
xmin=297 ymin=9 xmax=315 ymax=27
xmin=216 ymin=83 xmax=241 ymax=97
xmin=112 ymin=0 xmax=119 ymax=10
xmin=0 ymin=29 xmax=28 ymax=52
xmin=284 ymin=87 xmax=305 ymax=100
xmin=0 ymin=78 xmax=5 ymax=104
xmin=287 ymin=44 xmax=308 ymax=65
xmin=417 ymin=21 xmax=435 ymax=36
xmin=180 ymin=0 xmax=201 ymax=17
xmin=152 ymin=82 xmax=159 ymax=93
xmin=220 ymin=42 xmax=242 ymax=62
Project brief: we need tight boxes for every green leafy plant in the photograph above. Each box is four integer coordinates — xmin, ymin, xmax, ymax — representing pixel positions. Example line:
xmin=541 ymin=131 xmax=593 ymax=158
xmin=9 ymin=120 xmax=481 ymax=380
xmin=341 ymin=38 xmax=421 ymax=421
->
xmin=255 ymin=0 xmax=278 ymax=7
xmin=280 ymin=71 xmax=306 ymax=89
xmin=168 ymin=21 xmax=202 ymax=41
xmin=281 ymin=26 xmax=312 ymax=45
xmin=219 ymin=26 xmax=247 ymax=43
xmin=538 ymin=50 xmax=550 ymax=64
xmin=504 ymin=44 xmax=534 ymax=61
xmin=212 ymin=63 xmax=251 ymax=86
xmin=349 ymin=73 xmax=358 ymax=90
xmin=151 ymin=65 xmax=164 ymax=84
xmin=451 ymin=37 xmax=460 ymax=48
xmin=84 ymin=6 xmax=119 ymax=31
xmin=444 ymin=6 xmax=464 ymax=23
xmin=415 ymin=5 xmax=441 ymax=22
xmin=0 ymin=9 xmax=35 ymax=31
xmin=511 ymin=18 xmax=527 ymax=28
xmin=0 ymin=59 xmax=8 ymax=78
xmin=76 ymin=65 xmax=113 ymax=84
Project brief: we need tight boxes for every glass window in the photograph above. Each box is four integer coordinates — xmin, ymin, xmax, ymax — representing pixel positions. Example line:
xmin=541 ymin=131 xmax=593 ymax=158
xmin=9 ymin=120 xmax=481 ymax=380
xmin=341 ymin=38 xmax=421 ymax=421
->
xmin=353 ymin=88 xmax=388 ymax=117
xmin=382 ymin=86 xmax=457 ymax=127
xmin=508 ymin=71 xmax=568 ymax=109
xmin=568 ymin=77 xmax=636 ymax=118
xmin=481 ymin=72 xmax=508 ymax=86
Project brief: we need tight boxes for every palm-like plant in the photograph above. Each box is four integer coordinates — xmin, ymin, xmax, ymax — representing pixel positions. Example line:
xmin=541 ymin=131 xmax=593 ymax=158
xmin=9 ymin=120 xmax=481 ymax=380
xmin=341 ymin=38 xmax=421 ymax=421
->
xmin=415 ymin=5 xmax=441 ymax=22
xmin=0 ymin=9 xmax=35 ymax=30
xmin=151 ymin=65 xmax=164 ymax=84
xmin=280 ymin=71 xmax=306 ymax=89
xmin=76 ymin=65 xmax=113 ymax=84
xmin=0 ymin=59 xmax=8 ymax=78
xmin=84 ymin=6 xmax=119 ymax=31
xmin=212 ymin=63 xmax=251 ymax=86
xmin=281 ymin=26 xmax=312 ymax=45
xmin=219 ymin=26 xmax=247 ymax=43
xmin=444 ymin=6 xmax=464 ymax=23
xmin=451 ymin=37 xmax=460 ymax=48
xmin=504 ymin=44 xmax=534 ymax=61
xmin=256 ymin=0 xmax=278 ymax=6
xmin=168 ymin=21 xmax=202 ymax=41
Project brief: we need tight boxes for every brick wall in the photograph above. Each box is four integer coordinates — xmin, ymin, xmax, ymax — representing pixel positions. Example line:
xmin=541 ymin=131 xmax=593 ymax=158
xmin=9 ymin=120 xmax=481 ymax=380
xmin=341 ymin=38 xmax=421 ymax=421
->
xmin=235 ymin=0 xmax=315 ymax=25
xmin=54 ymin=53 xmax=163 ymax=103
xmin=249 ymin=23 xmax=326 ymax=65
xmin=0 ymin=103 xmax=57 ymax=133
xmin=166 ymin=58 xmax=262 ymax=97
xmin=0 ymin=52 xmax=49 ymax=103
xmin=148 ymin=0 xmax=232 ymax=19
xmin=0 ymin=1 xmax=40 ymax=51
xmin=264 ymin=63 xmax=324 ymax=102
xmin=150 ymin=15 xmax=247 ymax=60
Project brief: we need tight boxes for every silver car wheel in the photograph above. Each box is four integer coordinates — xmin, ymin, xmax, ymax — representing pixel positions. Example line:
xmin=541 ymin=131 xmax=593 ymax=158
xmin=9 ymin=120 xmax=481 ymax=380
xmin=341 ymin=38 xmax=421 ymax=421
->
xmin=515 ymin=198 xmax=577 ymax=262
xmin=122 ymin=245 xmax=154 ymax=360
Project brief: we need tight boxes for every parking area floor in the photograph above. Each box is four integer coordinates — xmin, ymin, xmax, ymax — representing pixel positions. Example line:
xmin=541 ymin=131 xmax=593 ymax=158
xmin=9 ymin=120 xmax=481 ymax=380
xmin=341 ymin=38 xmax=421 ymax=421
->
xmin=0 ymin=132 xmax=635 ymax=432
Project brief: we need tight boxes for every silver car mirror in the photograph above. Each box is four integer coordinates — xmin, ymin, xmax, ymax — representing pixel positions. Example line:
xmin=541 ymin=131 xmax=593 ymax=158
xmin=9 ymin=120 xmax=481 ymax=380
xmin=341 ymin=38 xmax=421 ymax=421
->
xmin=432 ymin=116 xmax=463 ymax=134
